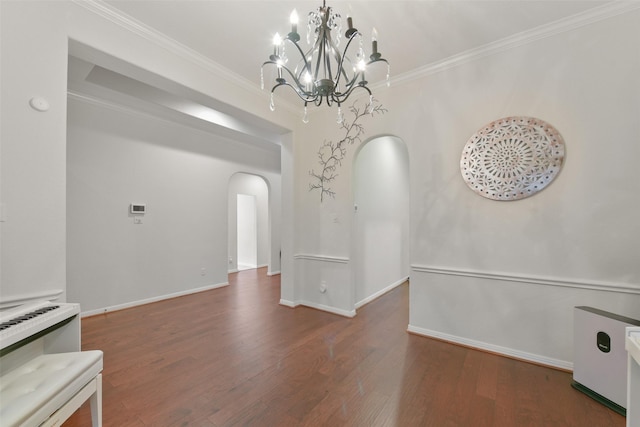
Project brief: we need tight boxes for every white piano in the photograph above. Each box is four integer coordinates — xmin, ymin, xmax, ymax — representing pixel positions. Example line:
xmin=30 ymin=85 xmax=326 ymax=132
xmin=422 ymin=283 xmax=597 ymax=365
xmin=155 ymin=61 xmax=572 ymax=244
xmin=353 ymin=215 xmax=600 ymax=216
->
xmin=0 ymin=301 xmax=103 ymax=427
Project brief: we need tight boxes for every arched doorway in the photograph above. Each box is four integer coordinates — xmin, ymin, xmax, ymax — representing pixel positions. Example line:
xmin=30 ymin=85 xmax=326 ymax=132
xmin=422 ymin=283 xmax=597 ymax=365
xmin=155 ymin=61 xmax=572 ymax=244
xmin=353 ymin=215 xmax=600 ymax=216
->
xmin=352 ymin=135 xmax=410 ymax=308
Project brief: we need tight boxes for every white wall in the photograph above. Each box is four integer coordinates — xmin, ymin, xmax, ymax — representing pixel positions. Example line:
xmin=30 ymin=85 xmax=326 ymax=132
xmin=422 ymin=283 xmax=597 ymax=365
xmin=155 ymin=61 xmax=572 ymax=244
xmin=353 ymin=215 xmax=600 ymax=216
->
xmin=403 ymin=8 xmax=640 ymax=366
xmin=228 ymin=173 xmax=270 ymax=273
xmin=353 ymin=136 xmax=410 ymax=307
xmin=67 ymin=98 xmax=281 ymax=313
xmin=0 ymin=1 xmax=69 ymax=306
xmin=294 ymin=7 xmax=640 ymax=367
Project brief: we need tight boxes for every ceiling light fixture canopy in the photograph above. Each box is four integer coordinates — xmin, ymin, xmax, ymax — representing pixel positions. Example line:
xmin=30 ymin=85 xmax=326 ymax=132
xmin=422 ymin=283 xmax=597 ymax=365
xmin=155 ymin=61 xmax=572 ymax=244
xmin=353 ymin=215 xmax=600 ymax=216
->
xmin=261 ymin=1 xmax=389 ymax=123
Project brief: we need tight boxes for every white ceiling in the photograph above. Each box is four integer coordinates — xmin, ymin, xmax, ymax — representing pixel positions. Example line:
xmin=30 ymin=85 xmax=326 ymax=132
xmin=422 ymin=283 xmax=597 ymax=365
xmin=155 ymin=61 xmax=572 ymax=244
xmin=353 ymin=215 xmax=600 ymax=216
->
xmin=102 ymin=0 xmax=611 ymax=83
xmin=69 ymin=0 xmax=613 ymax=147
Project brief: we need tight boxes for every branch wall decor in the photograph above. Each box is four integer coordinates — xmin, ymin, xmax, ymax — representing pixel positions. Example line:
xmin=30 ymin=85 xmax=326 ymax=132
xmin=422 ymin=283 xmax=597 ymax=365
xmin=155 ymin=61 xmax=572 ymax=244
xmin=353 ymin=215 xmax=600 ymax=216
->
xmin=309 ymin=99 xmax=387 ymax=202
xmin=460 ymin=116 xmax=565 ymax=201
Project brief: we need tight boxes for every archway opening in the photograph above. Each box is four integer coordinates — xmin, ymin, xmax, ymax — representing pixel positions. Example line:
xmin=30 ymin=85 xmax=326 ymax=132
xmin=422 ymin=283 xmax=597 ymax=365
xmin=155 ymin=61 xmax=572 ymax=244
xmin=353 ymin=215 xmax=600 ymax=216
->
xmin=352 ymin=135 xmax=410 ymax=309
xmin=228 ymin=173 xmax=269 ymax=273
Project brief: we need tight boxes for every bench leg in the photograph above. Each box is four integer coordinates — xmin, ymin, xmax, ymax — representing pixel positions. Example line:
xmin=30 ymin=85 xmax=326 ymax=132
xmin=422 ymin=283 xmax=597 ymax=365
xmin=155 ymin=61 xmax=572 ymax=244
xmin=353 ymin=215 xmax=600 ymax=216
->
xmin=90 ymin=373 xmax=102 ymax=427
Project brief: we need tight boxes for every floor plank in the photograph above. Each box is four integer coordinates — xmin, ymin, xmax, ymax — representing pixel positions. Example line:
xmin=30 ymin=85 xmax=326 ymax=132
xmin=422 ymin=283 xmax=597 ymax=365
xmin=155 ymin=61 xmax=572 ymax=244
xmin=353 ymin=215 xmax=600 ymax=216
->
xmin=64 ymin=268 xmax=625 ymax=426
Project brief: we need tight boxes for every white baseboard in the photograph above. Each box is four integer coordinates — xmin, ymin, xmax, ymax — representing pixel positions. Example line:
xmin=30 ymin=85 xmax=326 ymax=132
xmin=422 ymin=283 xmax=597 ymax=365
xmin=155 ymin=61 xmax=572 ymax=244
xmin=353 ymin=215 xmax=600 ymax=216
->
xmin=298 ymin=300 xmax=356 ymax=318
xmin=227 ymin=269 xmax=239 ymax=274
xmin=267 ymin=270 xmax=281 ymax=276
xmin=355 ymin=276 xmax=408 ymax=309
xmin=407 ymin=324 xmax=573 ymax=371
xmin=81 ymin=282 xmax=229 ymax=317
xmin=279 ymin=299 xmax=298 ymax=308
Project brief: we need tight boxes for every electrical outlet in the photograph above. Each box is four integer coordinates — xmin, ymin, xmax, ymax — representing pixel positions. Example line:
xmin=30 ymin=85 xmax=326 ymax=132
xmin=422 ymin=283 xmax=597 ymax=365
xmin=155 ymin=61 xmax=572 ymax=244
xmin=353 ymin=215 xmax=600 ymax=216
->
xmin=201 ymin=268 xmax=206 ymax=276
xmin=319 ymin=281 xmax=327 ymax=293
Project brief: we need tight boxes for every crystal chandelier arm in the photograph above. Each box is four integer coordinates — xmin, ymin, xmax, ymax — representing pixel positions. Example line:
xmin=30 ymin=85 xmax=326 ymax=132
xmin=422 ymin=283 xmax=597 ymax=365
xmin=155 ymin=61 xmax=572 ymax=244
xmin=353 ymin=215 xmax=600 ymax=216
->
xmin=269 ymin=80 xmax=321 ymax=104
xmin=315 ymin=29 xmax=329 ymax=82
xmin=366 ymin=57 xmax=389 ymax=67
xmin=330 ymin=81 xmax=371 ymax=105
xmin=262 ymin=61 xmax=320 ymax=103
xmin=262 ymin=60 xmax=308 ymax=92
xmin=333 ymin=30 xmax=360 ymax=91
xmin=284 ymin=36 xmax=312 ymax=80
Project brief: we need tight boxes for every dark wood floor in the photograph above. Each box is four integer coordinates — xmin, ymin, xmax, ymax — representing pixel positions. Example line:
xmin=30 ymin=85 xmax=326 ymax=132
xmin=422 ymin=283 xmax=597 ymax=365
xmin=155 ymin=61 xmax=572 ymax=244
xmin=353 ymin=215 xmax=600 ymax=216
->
xmin=64 ymin=268 xmax=624 ymax=426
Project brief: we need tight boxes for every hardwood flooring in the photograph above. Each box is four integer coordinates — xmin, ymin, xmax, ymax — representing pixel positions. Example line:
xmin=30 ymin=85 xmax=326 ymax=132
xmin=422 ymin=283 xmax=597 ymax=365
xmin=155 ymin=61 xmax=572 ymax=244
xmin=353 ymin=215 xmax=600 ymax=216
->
xmin=64 ymin=268 xmax=624 ymax=426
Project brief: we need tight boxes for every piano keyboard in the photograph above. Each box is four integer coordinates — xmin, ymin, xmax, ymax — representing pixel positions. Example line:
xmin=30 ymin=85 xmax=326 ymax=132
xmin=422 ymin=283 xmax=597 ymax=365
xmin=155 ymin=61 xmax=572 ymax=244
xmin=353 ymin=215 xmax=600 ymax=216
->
xmin=0 ymin=301 xmax=80 ymax=350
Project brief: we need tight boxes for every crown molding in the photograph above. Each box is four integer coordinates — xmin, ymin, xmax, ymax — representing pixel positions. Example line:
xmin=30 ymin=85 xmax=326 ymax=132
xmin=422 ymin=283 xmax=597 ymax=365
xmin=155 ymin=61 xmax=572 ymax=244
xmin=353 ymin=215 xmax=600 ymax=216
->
xmin=71 ymin=0 xmax=300 ymax=115
xmin=74 ymin=1 xmax=639 ymax=112
xmin=379 ymin=0 xmax=640 ymax=89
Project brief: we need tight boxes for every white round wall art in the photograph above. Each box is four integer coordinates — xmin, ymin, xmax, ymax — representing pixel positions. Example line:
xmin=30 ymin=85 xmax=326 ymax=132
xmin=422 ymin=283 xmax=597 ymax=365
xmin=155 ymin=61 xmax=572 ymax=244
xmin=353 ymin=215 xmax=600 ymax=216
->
xmin=460 ymin=116 xmax=565 ymax=201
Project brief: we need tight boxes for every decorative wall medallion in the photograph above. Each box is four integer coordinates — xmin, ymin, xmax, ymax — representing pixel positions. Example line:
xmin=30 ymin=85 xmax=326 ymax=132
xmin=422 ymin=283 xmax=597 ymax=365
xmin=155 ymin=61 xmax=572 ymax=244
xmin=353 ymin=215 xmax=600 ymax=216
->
xmin=460 ymin=116 xmax=565 ymax=200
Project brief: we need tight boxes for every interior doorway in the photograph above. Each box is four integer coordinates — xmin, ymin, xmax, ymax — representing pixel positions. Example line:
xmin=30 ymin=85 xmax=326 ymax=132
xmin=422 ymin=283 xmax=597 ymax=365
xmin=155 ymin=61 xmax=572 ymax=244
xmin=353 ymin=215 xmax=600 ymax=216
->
xmin=237 ymin=194 xmax=257 ymax=270
xmin=228 ymin=173 xmax=269 ymax=273
xmin=352 ymin=135 xmax=410 ymax=308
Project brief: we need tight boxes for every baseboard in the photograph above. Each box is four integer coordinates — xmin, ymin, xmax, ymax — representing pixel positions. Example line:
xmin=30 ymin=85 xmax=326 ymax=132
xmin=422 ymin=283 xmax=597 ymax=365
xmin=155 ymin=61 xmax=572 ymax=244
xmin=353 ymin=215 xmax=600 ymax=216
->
xmin=81 ymin=282 xmax=230 ymax=317
xmin=267 ymin=270 xmax=281 ymax=276
xmin=355 ymin=276 xmax=408 ymax=309
xmin=571 ymin=381 xmax=626 ymax=416
xmin=407 ymin=324 xmax=573 ymax=371
xmin=227 ymin=269 xmax=239 ymax=274
xmin=298 ymin=300 xmax=356 ymax=318
xmin=279 ymin=299 xmax=298 ymax=308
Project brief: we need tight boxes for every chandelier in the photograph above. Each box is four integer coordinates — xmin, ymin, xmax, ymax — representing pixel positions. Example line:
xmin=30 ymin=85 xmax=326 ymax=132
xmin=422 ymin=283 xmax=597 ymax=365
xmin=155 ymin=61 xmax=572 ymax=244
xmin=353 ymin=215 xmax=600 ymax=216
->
xmin=261 ymin=1 xmax=389 ymax=123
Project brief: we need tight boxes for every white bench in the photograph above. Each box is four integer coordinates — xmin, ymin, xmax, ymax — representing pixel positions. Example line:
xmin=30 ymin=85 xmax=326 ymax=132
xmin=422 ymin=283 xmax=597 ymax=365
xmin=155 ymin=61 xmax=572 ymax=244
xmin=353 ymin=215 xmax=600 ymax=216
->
xmin=0 ymin=350 xmax=103 ymax=427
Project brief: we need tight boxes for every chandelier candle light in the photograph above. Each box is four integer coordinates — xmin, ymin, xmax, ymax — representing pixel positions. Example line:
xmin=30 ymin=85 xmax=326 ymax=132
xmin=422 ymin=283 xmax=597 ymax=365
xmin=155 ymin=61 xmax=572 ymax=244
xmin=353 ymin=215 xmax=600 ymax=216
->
xmin=261 ymin=1 xmax=390 ymax=123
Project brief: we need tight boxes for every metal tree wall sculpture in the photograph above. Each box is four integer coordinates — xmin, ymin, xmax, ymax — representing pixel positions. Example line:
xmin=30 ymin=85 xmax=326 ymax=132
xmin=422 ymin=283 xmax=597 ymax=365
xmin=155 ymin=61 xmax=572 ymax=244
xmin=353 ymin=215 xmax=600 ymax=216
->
xmin=309 ymin=99 xmax=387 ymax=202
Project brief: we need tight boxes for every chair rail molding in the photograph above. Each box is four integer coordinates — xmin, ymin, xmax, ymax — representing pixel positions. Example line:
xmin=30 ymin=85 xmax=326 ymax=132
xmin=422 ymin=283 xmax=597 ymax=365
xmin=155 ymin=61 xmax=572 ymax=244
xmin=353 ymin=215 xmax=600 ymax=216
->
xmin=294 ymin=254 xmax=349 ymax=264
xmin=0 ymin=290 xmax=64 ymax=310
xmin=411 ymin=265 xmax=640 ymax=295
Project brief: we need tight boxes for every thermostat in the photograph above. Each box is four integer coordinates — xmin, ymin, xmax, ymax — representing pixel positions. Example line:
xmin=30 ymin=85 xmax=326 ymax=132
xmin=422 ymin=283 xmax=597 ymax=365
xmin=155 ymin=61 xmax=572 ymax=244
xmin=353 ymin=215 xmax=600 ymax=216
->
xmin=130 ymin=203 xmax=146 ymax=214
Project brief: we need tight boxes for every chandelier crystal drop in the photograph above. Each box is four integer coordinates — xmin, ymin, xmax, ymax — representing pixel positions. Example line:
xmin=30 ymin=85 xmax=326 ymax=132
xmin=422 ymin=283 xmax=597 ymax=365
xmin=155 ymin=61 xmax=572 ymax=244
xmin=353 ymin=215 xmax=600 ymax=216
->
xmin=262 ymin=1 xmax=389 ymax=123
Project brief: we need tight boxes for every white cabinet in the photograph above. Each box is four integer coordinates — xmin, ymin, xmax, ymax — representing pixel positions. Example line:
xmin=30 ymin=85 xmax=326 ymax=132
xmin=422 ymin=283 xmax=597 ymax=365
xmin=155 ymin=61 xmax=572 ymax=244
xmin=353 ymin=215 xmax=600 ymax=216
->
xmin=627 ymin=327 xmax=640 ymax=427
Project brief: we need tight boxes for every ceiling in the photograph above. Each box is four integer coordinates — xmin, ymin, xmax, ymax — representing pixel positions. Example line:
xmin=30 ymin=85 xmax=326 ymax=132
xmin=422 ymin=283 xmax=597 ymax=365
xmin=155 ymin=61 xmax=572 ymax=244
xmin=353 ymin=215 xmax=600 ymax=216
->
xmin=102 ymin=0 xmax=611 ymax=82
xmin=69 ymin=0 xmax=612 ymax=147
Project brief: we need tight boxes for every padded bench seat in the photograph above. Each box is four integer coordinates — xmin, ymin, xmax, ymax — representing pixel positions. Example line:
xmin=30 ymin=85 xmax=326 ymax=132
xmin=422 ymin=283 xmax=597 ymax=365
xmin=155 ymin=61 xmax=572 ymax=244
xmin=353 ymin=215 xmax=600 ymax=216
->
xmin=0 ymin=350 xmax=103 ymax=427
